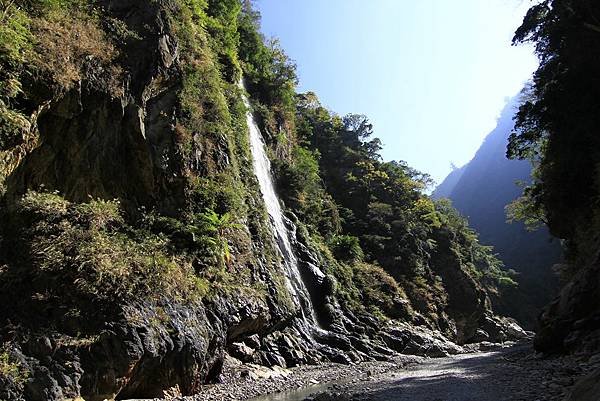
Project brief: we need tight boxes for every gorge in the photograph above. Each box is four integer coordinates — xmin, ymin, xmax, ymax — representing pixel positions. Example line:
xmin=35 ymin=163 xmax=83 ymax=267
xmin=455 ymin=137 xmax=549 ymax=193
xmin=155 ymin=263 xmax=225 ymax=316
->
xmin=432 ymin=95 xmax=563 ymax=328
xmin=0 ymin=0 xmax=599 ymax=400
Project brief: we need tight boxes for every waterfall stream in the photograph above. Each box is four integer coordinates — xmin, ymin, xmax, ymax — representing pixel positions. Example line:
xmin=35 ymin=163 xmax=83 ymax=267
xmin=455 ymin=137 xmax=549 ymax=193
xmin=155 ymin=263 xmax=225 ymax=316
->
xmin=240 ymin=80 xmax=321 ymax=329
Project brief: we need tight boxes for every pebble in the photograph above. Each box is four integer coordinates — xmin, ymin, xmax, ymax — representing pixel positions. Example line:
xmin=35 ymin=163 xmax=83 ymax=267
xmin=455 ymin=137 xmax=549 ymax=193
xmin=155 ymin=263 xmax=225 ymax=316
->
xmin=171 ymin=343 xmax=597 ymax=401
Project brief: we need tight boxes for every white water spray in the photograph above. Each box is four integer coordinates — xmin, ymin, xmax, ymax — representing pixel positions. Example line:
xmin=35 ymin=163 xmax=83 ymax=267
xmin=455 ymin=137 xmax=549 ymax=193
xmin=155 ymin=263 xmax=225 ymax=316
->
xmin=240 ymin=80 xmax=320 ymax=328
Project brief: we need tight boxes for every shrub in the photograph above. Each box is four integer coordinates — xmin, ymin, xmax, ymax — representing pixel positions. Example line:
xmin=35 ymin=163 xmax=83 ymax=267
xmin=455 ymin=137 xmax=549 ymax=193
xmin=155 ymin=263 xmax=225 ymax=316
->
xmin=0 ymin=0 xmax=31 ymax=67
xmin=0 ymin=102 xmax=28 ymax=151
xmin=13 ymin=192 xmax=207 ymax=303
xmin=0 ymin=1 xmax=32 ymax=155
xmin=329 ymin=235 xmax=363 ymax=263
xmin=0 ymin=350 xmax=28 ymax=387
xmin=353 ymin=262 xmax=409 ymax=317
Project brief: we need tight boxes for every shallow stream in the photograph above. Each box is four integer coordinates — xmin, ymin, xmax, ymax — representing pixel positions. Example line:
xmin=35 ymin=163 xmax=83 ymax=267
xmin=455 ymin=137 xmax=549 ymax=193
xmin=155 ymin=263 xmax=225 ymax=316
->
xmin=247 ymin=380 xmax=340 ymax=401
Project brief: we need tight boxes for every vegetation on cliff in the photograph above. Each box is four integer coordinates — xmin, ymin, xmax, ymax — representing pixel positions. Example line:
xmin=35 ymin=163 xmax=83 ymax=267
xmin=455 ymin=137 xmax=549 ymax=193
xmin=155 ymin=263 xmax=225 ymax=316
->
xmin=433 ymin=97 xmax=562 ymax=328
xmin=507 ymin=0 xmax=600 ymax=353
xmin=0 ymin=0 xmax=523 ymax=399
xmin=509 ymin=0 xmax=600 ymax=266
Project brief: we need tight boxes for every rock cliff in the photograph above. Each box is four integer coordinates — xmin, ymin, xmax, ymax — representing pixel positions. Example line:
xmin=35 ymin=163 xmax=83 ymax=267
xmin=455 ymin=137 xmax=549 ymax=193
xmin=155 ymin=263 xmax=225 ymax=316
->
xmin=0 ymin=1 xmax=526 ymax=400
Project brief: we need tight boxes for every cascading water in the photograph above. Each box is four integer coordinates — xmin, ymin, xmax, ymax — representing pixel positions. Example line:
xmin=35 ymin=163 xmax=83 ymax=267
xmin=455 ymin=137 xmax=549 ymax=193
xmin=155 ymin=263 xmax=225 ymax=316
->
xmin=240 ymin=80 xmax=321 ymax=329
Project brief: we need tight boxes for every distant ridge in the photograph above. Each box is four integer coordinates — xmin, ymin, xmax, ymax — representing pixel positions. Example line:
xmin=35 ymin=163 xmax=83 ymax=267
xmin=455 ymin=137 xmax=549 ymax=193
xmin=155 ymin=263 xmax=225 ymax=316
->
xmin=432 ymin=96 xmax=562 ymax=328
xmin=432 ymin=164 xmax=465 ymax=199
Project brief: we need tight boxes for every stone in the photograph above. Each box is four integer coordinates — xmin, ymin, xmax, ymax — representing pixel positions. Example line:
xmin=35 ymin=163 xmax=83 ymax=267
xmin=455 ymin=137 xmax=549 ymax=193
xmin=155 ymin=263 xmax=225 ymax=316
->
xmin=565 ymin=368 xmax=600 ymax=401
xmin=229 ymin=342 xmax=255 ymax=363
xmin=470 ymin=329 xmax=491 ymax=343
xmin=245 ymin=334 xmax=261 ymax=349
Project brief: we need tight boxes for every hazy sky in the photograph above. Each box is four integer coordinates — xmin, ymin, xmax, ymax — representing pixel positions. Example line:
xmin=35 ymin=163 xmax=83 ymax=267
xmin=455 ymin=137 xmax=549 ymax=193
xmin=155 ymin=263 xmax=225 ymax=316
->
xmin=256 ymin=0 xmax=538 ymax=185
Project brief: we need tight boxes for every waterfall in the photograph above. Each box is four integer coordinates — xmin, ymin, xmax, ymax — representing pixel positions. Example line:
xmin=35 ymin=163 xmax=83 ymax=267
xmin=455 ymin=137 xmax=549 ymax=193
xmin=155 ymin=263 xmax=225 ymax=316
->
xmin=240 ymin=80 xmax=321 ymax=329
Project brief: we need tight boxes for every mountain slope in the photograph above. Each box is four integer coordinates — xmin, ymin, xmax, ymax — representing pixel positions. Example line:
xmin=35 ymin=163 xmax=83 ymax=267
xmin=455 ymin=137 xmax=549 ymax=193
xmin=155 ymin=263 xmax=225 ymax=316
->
xmin=432 ymin=164 xmax=465 ymax=199
xmin=433 ymin=97 xmax=562 ymax=328
xmin=508 ymin=0 xmax=600 ymax=357
xmin=0 ymin=2 xmax=526 ymax=400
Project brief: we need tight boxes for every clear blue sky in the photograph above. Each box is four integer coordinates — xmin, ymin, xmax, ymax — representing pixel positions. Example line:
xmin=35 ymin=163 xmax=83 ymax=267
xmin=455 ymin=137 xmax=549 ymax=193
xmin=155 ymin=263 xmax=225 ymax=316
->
xmin=256 ymin=0 xmax=538 ymax=185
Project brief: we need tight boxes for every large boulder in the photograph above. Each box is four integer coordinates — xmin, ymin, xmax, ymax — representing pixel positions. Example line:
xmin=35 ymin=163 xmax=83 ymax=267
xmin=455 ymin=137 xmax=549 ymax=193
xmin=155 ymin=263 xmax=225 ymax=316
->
xmin=566 ymin=368 xmax=600 ymax=401
xmin=535 ymin=251 xmax=600 ymax=354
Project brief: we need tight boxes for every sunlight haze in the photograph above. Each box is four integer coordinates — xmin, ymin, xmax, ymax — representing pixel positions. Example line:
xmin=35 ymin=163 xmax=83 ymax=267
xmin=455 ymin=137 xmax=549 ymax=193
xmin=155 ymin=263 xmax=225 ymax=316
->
xmin=257 ymin=0 xmax=538 ymax=185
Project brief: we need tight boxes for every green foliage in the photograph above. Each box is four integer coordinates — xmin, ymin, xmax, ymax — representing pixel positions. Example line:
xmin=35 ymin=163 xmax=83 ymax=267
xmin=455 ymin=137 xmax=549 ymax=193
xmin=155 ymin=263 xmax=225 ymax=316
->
xmin=179 ymin=67 xmax=230 ymax=135
xmin=295 ymin=97 xmax=435 ymax=277
xmin=0 ymin=350 xmax=28 ymax=386
xmin=434 ymin=199 xmax=516 ymax=288
xmin=9 ymin=191 xmax=208 ymax=303
xmin=170 ymin=0 xmax=233 ymax=148
xmin=205 ymin=0 xmax=241 ymax=80
xmin=329 ymin=235 xmax=364 ymax=263
xmin=311 ymin=239 xmax=361 ymax=311
xmin=274 ymin=146 xmax=341 ymax=236
xmin=0 ymin=102 xmax=28 ymax=151
xmin=316 ymin=233 xmax=410 ymax=319
xmin=0 ymin=0 xmax=522 ymax=337
xmin=238 ymin=5 xmax=297 ymax=138
xmin=0 ymin=0 xmax=31 ymax=152
xmin=506 ymin=194 xmax=547 ymax=231
xmin=0 ymin=0 xmax=31 ymax=67
xmin=196 ymin=209 xmax=242 ymax=269
xmin=412 ymin=198 xmax=442 ymax=229
xmin=141 ymin=208 xmax=240 ymax=273
xmin=353 ymin=262 xmax=410 ymax=318
xmin=187 ymin=174 xmax=245 ymax=216
xmin=508 ymin=0 xmax=600 ymax=266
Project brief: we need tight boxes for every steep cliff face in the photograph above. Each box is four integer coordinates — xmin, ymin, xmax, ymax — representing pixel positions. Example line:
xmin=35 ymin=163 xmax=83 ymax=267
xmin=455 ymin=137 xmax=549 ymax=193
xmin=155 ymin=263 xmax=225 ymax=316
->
xmin=0 ymin=1 xmax=299 ymax=399
xmin=0 ymin=1 xmax=526 ymax=400
xmin=504 ymin=0 xmax=600 ymax=359
xmin=433 ymin=97 xmax=562 ymax=328
xmin=535 ymin=244 xmax=600 ymax=354
xmin=431 ymin=165 xmax=464 ymax=200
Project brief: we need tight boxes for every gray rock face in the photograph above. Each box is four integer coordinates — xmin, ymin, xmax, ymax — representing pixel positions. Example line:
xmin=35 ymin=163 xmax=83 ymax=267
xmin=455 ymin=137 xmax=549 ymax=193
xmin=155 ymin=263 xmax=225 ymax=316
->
xmin=0 ymin=302 xmax=223 ymax=401
xmin=535 ymin=250 xmax=600 ymax=354
xmin=5 ymin=1 xmax=189 ymax=217
xmin=566 ymin=368 xmax=600 ymax=401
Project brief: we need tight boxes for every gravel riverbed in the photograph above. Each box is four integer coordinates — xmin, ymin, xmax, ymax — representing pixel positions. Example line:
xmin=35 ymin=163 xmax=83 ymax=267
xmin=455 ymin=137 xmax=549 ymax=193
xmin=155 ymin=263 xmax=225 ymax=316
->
xmin=303 ymin=344 xmax=600 ymax=401
xmin=185 ymin=353 xmax=424 ymax=401
xmin=139 ymin=342 xmax=599 ymax=401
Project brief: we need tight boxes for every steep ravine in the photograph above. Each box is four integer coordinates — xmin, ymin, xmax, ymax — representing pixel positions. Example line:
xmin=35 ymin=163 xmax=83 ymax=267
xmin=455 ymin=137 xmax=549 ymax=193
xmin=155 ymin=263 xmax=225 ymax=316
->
xmin=432 ymin=96 xmax=562 ymax=329
xmin=0 ymin=1 xmax=534 ymax=400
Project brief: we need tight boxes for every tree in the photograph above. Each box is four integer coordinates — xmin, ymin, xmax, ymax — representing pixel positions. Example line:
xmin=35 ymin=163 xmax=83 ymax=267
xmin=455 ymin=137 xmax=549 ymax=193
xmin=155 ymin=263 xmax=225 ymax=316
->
xmin=194 ymin=210 xmax=241 ymax=270
xmin=508 ymin=0 xmax=600 ymax=258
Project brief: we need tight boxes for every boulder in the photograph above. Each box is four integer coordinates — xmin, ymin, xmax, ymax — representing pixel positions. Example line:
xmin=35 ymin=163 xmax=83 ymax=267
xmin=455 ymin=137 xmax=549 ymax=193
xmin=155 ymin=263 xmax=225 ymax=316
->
xmin=535 ymin=252 xmax=600 ymax=354
xmin=566 ymin=368 xmax=600 ymax=401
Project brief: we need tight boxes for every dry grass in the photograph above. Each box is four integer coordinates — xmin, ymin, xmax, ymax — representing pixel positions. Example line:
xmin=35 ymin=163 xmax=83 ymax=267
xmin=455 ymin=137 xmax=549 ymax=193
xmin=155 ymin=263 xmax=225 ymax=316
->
xmin=31 ymin=10 xmax=122 ymax=95
xmin=18 ymin=192 xmax=209 ymax=303
xmin=353 ymin=262 xmax=410 ymax=314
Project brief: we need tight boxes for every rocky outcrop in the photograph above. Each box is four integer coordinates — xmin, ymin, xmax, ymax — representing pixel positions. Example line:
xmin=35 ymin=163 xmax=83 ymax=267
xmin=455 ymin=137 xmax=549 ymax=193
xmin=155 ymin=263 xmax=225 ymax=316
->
xmin=567 ymin=368 xmax=600 ymax=401
xmin=0 ymin=1 xmax=285 ymax=399
xmin=4 ymin=0 xmax=188 ymax=215
xmin=0 ymin=1 xmax=531 ymax=400
xmin=535 ymin=249 xmax=600 ymax=354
